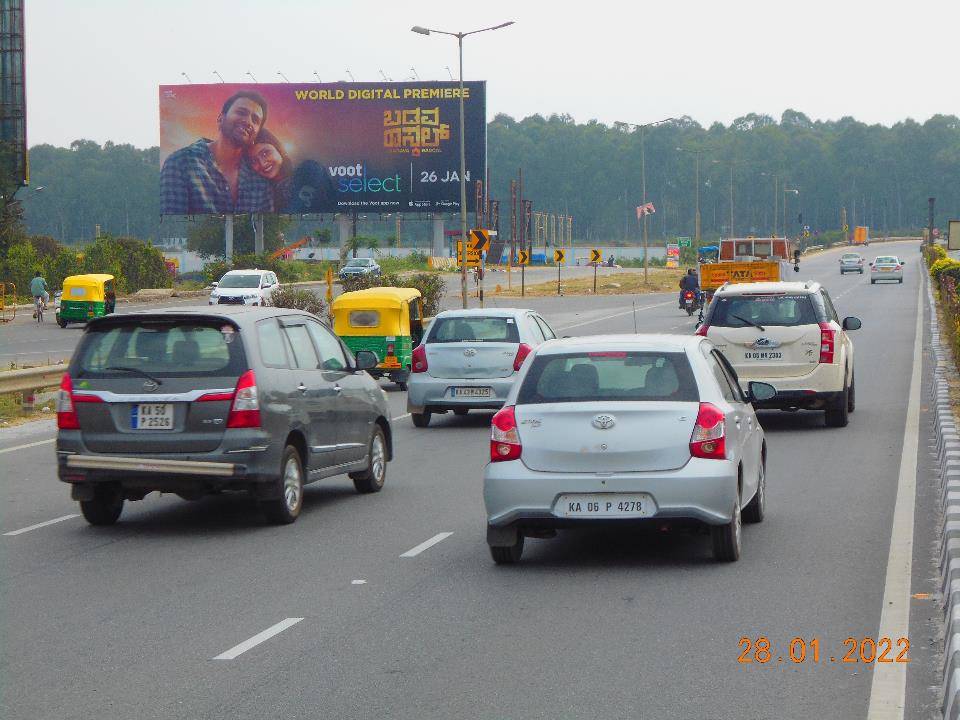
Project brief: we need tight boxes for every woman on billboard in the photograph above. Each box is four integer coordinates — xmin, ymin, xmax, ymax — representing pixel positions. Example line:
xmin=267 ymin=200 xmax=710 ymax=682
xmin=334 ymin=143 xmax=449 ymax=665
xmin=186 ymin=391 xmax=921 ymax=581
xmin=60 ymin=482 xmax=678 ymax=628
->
xmin=248 ymin=128 xmax=334 ymax=213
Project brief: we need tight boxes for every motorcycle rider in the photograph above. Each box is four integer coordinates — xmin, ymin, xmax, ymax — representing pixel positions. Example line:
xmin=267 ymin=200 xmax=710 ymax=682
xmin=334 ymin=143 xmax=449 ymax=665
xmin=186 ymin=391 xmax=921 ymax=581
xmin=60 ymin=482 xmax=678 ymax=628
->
xmin=679 ymin=268 xmax=700 ymax=308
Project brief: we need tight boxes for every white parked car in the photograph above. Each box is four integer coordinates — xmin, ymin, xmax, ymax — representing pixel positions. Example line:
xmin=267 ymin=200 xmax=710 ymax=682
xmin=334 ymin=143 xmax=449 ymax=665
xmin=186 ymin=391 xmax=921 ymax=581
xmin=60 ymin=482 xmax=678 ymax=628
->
xmin=209 ymin=269 xmax=280 ymax=306
xmin=483 ymin=334 xmax=775 ymax=564
xmin=407 ymin=308 xmax=558 ymax=427
xmin=870 ymin=255 xmax=904 ymax=284
xmin=697 ymin=281 xmax=861 ymax=427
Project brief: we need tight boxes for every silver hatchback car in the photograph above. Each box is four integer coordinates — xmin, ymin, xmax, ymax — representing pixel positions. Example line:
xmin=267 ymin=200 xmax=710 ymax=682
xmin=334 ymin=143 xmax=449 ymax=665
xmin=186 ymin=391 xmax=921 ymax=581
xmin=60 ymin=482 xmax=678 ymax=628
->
xmin=483 ymin=335 xmax=776 ymax=564
xmin=406 ymin=308 xmax=557 ymax=427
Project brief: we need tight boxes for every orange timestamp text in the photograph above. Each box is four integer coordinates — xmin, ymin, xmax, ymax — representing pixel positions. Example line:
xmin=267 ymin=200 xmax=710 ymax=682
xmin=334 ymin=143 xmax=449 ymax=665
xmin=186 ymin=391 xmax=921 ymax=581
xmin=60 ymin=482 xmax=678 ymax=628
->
xmin=738 ymin=636 xmax=910 ymax=665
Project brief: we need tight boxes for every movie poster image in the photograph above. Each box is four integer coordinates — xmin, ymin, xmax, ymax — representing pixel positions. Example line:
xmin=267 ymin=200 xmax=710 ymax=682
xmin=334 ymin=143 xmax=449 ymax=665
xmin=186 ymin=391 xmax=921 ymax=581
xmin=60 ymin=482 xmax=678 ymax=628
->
xmin=158 ymin=81 xmax=486 ymax=216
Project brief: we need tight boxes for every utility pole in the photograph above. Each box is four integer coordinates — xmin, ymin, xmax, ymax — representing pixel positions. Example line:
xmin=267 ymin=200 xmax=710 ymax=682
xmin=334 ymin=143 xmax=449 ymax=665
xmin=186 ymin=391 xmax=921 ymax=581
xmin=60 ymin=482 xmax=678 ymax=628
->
xmin=928 ymin=197 xmax=936 ymax=246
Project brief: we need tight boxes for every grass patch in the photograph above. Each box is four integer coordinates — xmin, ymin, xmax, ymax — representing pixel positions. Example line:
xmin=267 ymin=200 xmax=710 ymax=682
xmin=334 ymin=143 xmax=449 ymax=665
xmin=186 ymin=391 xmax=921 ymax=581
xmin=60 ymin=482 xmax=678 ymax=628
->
xmin=0 ymin=390 xmax=57 ymax=428
xmin=494 ymin=269 xmax=684 ymax=297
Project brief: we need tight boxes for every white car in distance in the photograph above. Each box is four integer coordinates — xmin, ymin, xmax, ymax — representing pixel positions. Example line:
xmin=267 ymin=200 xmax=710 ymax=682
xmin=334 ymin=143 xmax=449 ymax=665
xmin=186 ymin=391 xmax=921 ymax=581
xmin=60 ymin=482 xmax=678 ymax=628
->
xmin=209 ymin=269 xmax=280 ymax=306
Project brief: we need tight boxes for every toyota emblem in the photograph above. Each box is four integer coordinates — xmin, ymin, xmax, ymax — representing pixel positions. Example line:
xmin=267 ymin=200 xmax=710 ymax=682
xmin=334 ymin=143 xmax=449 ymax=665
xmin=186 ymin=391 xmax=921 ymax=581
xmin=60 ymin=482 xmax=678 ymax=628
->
xmin=463 ymin=348 xmax=477 ymax=357
xmin=591 ymin=414 xmax=616 ymax=430
xmin=143 ymin=380 xmax=159 ymax=392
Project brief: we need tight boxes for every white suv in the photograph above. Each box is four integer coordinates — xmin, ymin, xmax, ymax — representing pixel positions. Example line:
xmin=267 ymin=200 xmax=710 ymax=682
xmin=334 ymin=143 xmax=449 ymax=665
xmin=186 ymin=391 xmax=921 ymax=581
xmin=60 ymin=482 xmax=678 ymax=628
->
xmin=209 ymin=269 xmax=279 ymax=307
xmin=696 ymin=281 xmax=861 ymax=427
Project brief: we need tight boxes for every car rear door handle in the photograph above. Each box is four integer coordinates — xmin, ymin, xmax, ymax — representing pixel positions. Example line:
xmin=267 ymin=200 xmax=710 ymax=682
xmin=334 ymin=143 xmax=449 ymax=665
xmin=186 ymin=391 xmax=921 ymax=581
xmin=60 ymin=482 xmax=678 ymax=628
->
xmin=297 ymin=383 xmax=307 ymax=394
xmin=334 ymin=385 xmax=342 ymax=394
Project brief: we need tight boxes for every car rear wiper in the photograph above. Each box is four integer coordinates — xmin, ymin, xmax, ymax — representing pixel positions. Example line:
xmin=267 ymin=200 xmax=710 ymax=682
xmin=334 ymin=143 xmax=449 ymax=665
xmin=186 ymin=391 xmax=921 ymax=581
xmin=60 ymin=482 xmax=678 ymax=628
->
xmin=104 ymin=366 xmax=163 ymax=386
xmin=730 ymin=314 xmax=765 ymax=332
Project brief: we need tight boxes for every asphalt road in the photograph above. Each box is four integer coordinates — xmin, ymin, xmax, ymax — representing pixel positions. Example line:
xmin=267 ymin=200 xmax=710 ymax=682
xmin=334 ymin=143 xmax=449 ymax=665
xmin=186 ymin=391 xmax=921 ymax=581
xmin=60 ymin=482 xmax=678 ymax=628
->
xmin=0 ymin=241 xmax=942 ymax=719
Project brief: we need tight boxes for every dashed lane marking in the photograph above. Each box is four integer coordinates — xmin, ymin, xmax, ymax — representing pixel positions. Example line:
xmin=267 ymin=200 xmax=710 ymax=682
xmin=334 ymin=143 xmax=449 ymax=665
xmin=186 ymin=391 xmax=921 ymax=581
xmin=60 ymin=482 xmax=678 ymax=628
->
xmin=213 ymin=618 xmax=304 ymax=660
xmin=3 ymin=514 xmax=79 ymax=536
xmin=400 ymin=532 xmax=454 ymax=558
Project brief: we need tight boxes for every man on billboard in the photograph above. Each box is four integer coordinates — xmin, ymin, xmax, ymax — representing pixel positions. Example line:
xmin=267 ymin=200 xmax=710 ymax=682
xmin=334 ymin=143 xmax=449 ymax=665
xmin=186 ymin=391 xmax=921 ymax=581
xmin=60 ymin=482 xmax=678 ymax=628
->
xmin=160 ymin=91 xmax=274 ymax=214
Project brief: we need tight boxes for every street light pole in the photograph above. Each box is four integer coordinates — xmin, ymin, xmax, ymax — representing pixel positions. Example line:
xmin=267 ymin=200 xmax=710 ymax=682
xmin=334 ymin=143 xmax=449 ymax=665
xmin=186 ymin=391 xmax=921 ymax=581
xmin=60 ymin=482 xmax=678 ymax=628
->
xmin=676 ymin=147 xmax=703 ymax=247
xmin=412 ymin=21 xmax=515 ymax=308
xmin=621 ymin=117 xmax=674 ymax=283
xmin=783 ymin=186 xmax=799 ymax=239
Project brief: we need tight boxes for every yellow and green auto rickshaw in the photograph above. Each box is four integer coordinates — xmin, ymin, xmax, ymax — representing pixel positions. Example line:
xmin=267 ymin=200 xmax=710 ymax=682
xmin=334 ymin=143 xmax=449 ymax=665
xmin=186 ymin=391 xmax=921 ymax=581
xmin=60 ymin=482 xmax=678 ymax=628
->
xmin=331 ymin=287 xmax=425 ymax=389
xmin=55 ymin=274 xmax=116 ymax=328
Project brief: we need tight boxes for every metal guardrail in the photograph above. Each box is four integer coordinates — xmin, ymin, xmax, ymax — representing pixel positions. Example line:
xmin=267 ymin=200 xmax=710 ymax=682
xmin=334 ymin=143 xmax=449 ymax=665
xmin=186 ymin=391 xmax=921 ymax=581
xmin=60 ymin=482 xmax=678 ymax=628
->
xmin=0 ymin=365 xmax=66 ymax=395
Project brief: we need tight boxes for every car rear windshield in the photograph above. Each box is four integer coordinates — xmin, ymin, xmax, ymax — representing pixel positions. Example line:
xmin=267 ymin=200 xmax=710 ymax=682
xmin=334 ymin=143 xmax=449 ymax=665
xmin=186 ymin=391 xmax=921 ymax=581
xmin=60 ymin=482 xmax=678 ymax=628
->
xmin=517 ymin=351 xmax=699 ymax=404
xmin=346 ymin=259 xmax=372 ymax=267
xmin=842 ymin=254 xmax=860 ymax=260
xmin=428 ymin=316 xmax=520 ymax=343
xmin=875 ymin=257 xmax=898 ymax=264
xmin=709 ymin=294 xmax=819 ymax=328
xmin=219 ymin=274 xmax=261 ymax=288
xmin=75 ymin=321 xmax=247 ymax=378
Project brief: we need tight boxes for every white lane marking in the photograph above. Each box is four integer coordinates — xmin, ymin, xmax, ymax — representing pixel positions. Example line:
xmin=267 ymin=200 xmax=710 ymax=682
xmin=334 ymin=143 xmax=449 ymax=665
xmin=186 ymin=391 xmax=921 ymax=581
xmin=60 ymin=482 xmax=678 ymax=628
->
xmin=4 ymin=514 xmax=79 ymax=536
xmin=556 ymin=300 xmax=673 ymax=331
xmin=392 ymin=413 xmax=411 ymax=421
xmin=213 ymin=617 xmax=304 ymax=660
xmin=866 ymin=275 xmax=922 ymax=720
xmin=0 ymin=438 xmax=55 ymax=455
xmin=351 ymin=579 xmax=367 ymax=585
xmin=400 ymin=531 xmax=454 ymax=558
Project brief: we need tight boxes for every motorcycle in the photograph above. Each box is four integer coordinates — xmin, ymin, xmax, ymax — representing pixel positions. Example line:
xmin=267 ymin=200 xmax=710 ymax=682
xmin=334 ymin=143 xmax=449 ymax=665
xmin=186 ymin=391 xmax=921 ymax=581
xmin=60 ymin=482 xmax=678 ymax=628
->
xmin=682 ymin=289 xmax=702 ymax=316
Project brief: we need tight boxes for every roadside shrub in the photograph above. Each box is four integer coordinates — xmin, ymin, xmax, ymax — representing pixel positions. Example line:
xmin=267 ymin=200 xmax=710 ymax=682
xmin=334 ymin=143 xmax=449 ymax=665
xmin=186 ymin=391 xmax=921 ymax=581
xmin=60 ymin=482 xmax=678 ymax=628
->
xmin=340 ymin=270 xmax=446 ymax=317
xmin=930 ymin=257 xmax=960 ymax=280
xmin=267 ymin=286 xmax=328 ymax=319
xmin=82 ymin=235 xmax=172 ymax=293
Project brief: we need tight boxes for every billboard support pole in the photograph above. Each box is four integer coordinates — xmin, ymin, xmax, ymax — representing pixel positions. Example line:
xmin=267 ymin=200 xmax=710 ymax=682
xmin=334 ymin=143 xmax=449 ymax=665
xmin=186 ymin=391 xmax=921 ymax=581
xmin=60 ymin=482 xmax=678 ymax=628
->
xmin=254 ymin=214 xmax=264 ymax=255
xmin=431 ymin=216 xmax=444 ymax=257
xmin=457 ymin=35 xmax=469 ymax=309
xmin=224 ymin=214 xmax=234 ymax=261
xmin=337 ymin=213 xmax=351 ymax=262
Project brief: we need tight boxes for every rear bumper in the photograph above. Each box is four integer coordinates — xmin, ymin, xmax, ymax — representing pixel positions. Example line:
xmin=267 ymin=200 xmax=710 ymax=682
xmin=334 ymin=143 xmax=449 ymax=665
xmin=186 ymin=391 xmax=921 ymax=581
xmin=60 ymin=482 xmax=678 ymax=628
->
xmin=407 ymin=374 xmax=516 ymax=413
xmin=752 ymin=390 xmax=843 ymax=410
xmin=483 ymin=457 xmax=738 ymax=530
xmin=56 ymin=429 xmax=282 ymax=495
xmin=870 ymin=271 xmax=903 ymax=281
xmin=738 ymin=362 xmax=846 ymax=407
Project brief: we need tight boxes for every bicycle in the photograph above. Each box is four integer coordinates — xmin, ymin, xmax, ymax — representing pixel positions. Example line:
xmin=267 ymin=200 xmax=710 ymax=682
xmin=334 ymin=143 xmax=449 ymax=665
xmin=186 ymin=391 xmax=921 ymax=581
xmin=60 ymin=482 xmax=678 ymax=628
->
xmin=34 ymin=295 xmax=44 ymax=323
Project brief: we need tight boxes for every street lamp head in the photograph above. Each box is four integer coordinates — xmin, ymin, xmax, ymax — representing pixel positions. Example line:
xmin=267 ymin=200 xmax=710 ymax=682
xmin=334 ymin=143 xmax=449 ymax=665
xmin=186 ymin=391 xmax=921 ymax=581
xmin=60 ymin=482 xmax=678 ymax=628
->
xmin=491 ymin=21 xmax=515 ymax=30
xmin=411 ymin=25 xmax=431 ymax=35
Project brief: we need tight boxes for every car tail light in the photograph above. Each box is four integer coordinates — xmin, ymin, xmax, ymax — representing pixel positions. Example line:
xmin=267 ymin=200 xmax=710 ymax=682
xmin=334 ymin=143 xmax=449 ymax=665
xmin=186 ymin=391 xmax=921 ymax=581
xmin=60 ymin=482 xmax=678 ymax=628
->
xmin=695 ymin=324 xmax=710 ymax=337
xmin=513 ymin=343 xmax=533 ymax=371
xmin=871 ymin=265 xmax=878 ymax=272
xmin=818 ymin=322 xmax=835 ymax=364
xmin=226 ymin=370 xmax=260 ymax=428
xmin=689 ymin=402 xmax=726 ymax=460
xmin=56 ymin=374 xmax=102 ymax=429
xmin=196 ymin=391 xmax=234 ymax=402
xmin=386 ymin=342 xmax=396 ymax=356
xmin=490 ymin=406 xmax=522 ymax=462
xmin=411 ymin=344 xmax=428 ymax=373
xmin=895 ymin=264 xmax=902 ymax=271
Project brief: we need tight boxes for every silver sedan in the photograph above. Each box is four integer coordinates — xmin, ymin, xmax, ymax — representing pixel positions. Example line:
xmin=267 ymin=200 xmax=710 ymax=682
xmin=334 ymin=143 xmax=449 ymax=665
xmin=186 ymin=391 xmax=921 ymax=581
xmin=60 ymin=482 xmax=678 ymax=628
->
xmin=870 ymin=255 xmax=904 ymax=284
xmin=483 ymin=334 xmax=775 ymax=564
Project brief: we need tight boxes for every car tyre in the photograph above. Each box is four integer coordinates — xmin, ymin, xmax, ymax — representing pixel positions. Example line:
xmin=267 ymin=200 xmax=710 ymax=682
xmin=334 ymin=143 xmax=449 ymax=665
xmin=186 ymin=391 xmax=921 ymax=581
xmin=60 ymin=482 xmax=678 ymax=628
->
xmin=79 ymin=483 xmax=124 ymax=526
xmin=742 ymin=462 xmax=765 ymax=524
xmin=261 ymin=445 xmax=304 ymax=524
xmin=825 ymin=386 xmax=850 ymax=428
xmin=847 ymin=373 xmax=856 ymax=413
xmin=57 ymin=316 xmax=67 ymax=328
xmin=350 ymin=426 xmax=387 ymax=494
xmin=412 ymin=412 xmax=431 ymax=428
xmin=711 ymin=488 xmax=741 ymax=562
xmin=489 ymin=535 xmax=524 ymax=565
xmin=898 ymin=278 xmax=903 ymax=284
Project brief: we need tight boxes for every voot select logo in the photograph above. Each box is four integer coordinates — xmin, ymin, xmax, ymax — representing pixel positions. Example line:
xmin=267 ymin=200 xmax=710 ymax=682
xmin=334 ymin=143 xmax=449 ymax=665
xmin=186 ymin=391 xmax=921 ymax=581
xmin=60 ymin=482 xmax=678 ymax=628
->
xmin=329 ymin=163 xmax=401 ymax=193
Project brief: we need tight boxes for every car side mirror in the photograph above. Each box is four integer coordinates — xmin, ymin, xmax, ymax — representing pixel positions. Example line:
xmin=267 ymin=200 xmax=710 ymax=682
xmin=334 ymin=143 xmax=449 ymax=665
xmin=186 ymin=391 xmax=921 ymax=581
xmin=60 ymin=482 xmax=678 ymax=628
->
xmin=748 ymin=381 xmax=777 ymax=403
xmin=211 ymin=281 xmax=219 ymax=288
xmin=353 ymin=350 xmax=378 ymax=372
xmin=842 ymin=316 xmax=862 ymax=331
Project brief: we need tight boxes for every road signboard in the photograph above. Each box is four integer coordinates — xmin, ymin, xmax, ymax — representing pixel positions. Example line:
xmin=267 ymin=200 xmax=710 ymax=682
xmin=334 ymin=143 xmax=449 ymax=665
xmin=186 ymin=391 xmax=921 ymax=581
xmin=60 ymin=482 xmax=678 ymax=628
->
xmin=457 ymin=241 xmax=481 ymax=267
xmin=666 ymin=243 xmax=680 ymax=269
xmin=470 ymin=228 xmax=490 ymax=253
xmin=590 ymin=248 xmax=602 ymax=263
xmin=678 ymin=237 xmax=691 ymax=248
xmin=516 ymin=249 xmax=530 ymax=265
xmin=948 ymin=221 xmax=960 ymax=250
xmin=554 ymin=249 xmax=566 ymax=264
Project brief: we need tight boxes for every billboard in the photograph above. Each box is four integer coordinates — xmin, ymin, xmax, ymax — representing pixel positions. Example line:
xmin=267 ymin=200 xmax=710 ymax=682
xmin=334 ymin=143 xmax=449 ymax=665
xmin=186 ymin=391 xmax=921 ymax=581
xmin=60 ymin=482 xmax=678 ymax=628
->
xmin=0 ymin=0 xmax=28 ymax=190
xmin=159 ymin=82 xmax=485 ymax=216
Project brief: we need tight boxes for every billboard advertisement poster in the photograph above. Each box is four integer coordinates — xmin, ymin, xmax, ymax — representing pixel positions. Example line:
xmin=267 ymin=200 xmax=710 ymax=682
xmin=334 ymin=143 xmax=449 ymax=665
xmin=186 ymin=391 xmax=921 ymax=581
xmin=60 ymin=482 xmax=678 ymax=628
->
xmin=159 ymin=82 xmax=486 ymax=216
xmin=949 ymin=220 xmax=960 ymax=251
xmin=666 ymin=243 xmax=680 ymax=268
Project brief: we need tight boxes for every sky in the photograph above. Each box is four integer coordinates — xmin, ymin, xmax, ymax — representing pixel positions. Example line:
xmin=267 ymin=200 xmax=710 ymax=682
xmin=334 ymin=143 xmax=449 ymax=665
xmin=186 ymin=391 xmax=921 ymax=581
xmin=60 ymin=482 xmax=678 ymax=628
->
xmin=25 ymin=0 xmax=959 ymax=149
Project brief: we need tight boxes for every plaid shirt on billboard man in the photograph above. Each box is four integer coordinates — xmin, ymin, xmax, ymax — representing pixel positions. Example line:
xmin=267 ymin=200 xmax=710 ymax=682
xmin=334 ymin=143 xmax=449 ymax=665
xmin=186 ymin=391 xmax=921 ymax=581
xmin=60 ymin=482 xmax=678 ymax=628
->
xmin=160 ymin=91 xmax=274 ymax=214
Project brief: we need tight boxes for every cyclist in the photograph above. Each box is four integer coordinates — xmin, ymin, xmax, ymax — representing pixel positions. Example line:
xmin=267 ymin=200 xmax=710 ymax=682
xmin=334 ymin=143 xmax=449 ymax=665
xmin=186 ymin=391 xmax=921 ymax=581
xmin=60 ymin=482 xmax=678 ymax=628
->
xmin=30 ymin=271 xmax=49 ymax=317
xmin=678 ymin=268 xmax=700 ymax=308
